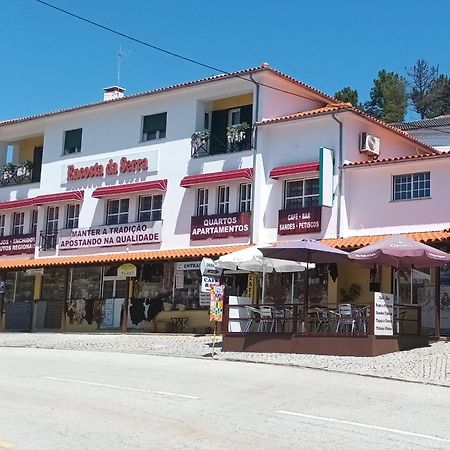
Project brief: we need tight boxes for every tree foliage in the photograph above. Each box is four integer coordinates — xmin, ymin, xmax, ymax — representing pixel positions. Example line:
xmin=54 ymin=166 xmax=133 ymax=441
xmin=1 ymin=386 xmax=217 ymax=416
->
xmin=428 ymin=74 xmax=450 ymax=117
xmin=363 ymin=70 xmax=407 ymax=123
xmin=334 ymin=87 xmax=359 ymax=106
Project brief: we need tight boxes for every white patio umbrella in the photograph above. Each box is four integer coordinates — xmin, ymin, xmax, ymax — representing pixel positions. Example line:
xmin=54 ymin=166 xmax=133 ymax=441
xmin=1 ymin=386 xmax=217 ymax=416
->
xmin=216 ymin=246 xmax=313 ymax=302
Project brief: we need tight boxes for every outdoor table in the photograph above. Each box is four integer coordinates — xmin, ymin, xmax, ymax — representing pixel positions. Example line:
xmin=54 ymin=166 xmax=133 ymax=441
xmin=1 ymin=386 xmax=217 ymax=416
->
xmin=170 ymin=317 xmax=188 ymax=333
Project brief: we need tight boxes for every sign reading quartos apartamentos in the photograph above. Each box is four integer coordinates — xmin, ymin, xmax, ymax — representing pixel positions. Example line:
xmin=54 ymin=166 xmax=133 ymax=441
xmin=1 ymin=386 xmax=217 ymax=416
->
xmin=59 ymin=221 xmax=162 ymax=250
xmin=0 ymin=234 xmax=36 ymax=256
xmin=190 ymin=212 xmax=251 ymax=240
xmin=278 ymin=207 xmax=321 ymax=235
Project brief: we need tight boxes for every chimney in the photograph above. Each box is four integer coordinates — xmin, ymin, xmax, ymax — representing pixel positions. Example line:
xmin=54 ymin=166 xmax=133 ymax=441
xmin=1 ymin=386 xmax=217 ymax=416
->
xmin=103 ymin=86 xmax=125 ymax=101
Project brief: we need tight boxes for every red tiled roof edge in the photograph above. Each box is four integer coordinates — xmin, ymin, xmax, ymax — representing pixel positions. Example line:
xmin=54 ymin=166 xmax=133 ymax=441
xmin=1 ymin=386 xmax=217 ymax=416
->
xmin=343 ymin=151 xmax=450 ymax=168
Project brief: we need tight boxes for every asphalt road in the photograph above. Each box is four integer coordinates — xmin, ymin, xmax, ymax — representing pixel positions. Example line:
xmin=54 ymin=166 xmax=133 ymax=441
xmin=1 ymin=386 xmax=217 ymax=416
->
xmin=0 ymin=348 xmax=449 ymax=450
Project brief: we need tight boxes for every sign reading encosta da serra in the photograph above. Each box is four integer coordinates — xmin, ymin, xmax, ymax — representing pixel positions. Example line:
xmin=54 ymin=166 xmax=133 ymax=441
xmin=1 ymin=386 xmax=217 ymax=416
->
xmin=278 ymin=207 xmax=321 ymax=235
xmin=63 ymin=150 xmax=159 ymax=183
xmin=190 ymin=212 xmax=251 ymax=240
xmin=0 ymin=234 xmax=36 ymax=256
xmin=59 ymin=221 xmax=162 ymax=250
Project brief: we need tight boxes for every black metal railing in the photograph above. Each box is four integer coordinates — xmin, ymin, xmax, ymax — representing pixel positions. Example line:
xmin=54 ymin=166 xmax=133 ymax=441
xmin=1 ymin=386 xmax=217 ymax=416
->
xmin=0 ymin=163 xmax=40 ymax=187
xmin=39 ymin=231 xmax=58 ymax=251
xmin=191 ymin=131 xmax=252 ymax=158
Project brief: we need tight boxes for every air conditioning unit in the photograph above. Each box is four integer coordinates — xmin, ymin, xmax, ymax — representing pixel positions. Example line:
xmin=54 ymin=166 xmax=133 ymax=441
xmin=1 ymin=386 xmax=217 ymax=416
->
xmin=360 ymin=133 xmax=380 ymax=157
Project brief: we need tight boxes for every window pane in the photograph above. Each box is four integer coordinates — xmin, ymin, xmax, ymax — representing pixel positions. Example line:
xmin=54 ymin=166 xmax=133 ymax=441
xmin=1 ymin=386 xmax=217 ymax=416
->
xmin=119 ymin=199 xmax=129 ymax=213
xmin=108 ymin=200 xmax=119 ymax=215
xmin=143 ymin=113 xmax=167 ymax=140
xmin=286 ymin=181 xmax=303 ymax=197
xmin=64 ymin=128 xmax=82 ymax=154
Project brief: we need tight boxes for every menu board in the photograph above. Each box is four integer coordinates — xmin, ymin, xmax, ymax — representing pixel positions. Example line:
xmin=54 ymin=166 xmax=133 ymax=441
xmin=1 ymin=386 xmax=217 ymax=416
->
xmin=373 ymin=292 xmax=394 ymax=336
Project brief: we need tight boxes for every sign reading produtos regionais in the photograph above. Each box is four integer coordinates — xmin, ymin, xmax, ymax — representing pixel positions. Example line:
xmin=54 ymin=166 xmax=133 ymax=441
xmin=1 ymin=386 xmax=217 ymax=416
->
xmin=59 ymin=221 xmax=162 ymax=250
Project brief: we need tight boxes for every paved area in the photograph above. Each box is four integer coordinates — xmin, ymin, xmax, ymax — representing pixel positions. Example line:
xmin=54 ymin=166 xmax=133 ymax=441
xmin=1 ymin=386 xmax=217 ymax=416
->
xmin=1 ymin=347 xmax=450 ymax=449
xmin=0 ymin=333 xmax=449 ymax=387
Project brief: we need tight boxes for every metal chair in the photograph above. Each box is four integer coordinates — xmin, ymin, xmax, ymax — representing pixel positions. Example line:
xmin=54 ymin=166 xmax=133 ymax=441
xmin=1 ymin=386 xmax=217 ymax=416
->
xmin=336 ymin=303 xmax=356 ymax=333
xmin=258 ymin=306 xmax=275 ymax=332
xmin=243 ymin=306 xmax=260 ymax=332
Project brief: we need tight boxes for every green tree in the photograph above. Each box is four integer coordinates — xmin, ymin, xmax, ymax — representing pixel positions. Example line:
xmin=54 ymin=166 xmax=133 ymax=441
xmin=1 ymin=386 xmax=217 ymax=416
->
xmin=428 ymin=74 xmax=450 ymax=117
xmin=363 ymin=70 xmax=407 ymax=123
xmin=334 ymin=87 xmax=359 ymax=106
xmin=407 ymin=59 xmax=440 ymax=119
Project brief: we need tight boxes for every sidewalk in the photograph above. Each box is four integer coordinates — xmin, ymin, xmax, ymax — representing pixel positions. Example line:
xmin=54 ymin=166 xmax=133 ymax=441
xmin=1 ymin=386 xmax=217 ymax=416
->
xmin=0 ymin=333 xmax=448 ymax=387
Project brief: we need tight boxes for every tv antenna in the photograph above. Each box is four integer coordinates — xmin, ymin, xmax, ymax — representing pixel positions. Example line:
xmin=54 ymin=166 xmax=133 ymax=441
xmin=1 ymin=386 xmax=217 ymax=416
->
xmin=117 ymin=45 xmax=134 ymax=86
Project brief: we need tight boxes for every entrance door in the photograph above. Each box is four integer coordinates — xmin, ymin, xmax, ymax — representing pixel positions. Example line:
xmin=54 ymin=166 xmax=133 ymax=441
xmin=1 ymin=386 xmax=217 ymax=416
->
xmin=32 ymin=146 xmax=43 ymax=182
xmin=101 ymin=278 xmax=127 ymax=329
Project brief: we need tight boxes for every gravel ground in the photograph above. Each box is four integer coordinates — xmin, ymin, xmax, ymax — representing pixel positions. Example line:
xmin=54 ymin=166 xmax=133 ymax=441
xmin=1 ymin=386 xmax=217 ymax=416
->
xmin=0 ymin=333 xmax=449 ymax=387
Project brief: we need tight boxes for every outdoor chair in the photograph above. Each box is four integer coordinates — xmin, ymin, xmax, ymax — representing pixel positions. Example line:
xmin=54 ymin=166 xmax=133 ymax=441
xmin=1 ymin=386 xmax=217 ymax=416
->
xmin=270 ymin=306 xmax=285 ymax=332
xmin=356 ymin=306 xmax=370 ymax=333
xmin=243 ymin=306 xmax=261 ymax=332
xmin=336 ymin=303 xmax=356 ymax=333
xmin=258 ymin=306 xmax=275 ymax=332
xmin=312 ymin=308 xmax=329 ymax=333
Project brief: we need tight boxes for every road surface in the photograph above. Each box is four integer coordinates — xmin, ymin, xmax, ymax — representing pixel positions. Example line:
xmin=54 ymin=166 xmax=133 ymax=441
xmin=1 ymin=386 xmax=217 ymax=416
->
xmin=0 ymin=347 xmax=448 ymax=449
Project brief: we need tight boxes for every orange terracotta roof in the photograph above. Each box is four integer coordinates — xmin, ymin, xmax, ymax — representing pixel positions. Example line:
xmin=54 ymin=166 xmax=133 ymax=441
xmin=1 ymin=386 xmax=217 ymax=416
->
xmin=343 ymin=151 xmax=450 ymax=168
xmin=258 ymin=104 xmax=438 ymax=155
xmin=0 ymin=245 xmax=249 ymax=270
xmin=323 ymin=230 xmax=450 ymax=250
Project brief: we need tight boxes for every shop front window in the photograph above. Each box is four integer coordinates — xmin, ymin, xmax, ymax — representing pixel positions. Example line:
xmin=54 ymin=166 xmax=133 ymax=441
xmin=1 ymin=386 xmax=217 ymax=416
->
xmin=70 ymin=267 xmax=102 ymax=300
xmin=42 ymin=268 xmax=67 ymax=301
xmin=4 ymin=271 xmax=35 ymax=303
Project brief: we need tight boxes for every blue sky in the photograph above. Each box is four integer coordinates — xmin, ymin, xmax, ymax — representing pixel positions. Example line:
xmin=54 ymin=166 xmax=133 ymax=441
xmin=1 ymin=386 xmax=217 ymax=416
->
xmin=1 ymin=0 xmax=449 ymax=121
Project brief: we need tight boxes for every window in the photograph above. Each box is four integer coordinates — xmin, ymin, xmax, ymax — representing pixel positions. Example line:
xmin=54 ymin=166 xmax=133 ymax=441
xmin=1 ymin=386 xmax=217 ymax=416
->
xmin=284 ymin=178 xmax=319 ymax=209
xmin=139 ymin=195 xmax=162 ymax=222
xmin=142 ymin=113 xmax=167 ymax=141
xmin=228 ymin=108 xmax=241 ymax=126
xmin=44 ymin=206 xmax=59 ymax=250
xmin=106 ymin=199 xmax=129 ymax=225
xmin=0 ymin=214 xmax=5 ymax=237
xmin=66 ymin=204 xmax=80 ymax=229
xmin=239 ymin=183 xmax=252 ymax=212
xmin=196 ymin=188 xmax=208 ymax=216
xmin=12 ymin=212 xmax=25 ymax=235
xmin=393 ymin=172 xmax=430 ymax=201
xmin=217 ymin=186 xmax=230 ymax=214
xmin=63 ymin=128 xmax=83 ymax=155
xmin=31 ymin=210 xmax=38 ymax=235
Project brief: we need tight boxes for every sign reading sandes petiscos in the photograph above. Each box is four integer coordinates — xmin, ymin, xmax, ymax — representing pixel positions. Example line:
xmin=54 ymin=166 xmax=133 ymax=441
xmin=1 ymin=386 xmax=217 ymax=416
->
xmin=278 ymin=207 xmax=321 ymax=235
xmin=190 ymin=212 xmax=251 ymax=240
xmin=0 ymin=234 xmax=36 ymax=256
xmin=59 ymin=221 xmax=162 ymax=250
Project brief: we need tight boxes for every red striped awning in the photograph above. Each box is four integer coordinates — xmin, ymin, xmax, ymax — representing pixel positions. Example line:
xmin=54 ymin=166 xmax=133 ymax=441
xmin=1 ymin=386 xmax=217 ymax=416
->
xmin=92 ymin=179 xmax=168 ymax=198
xmin=34 ymin=190 xmax=85 ymax=206
xmin=0 ymin=198 xmax=35 ymax=211
xmin=180 ymin=168 xmax=253 ymax=188
xmin=269 ymin=161 xmax=319 ymax=179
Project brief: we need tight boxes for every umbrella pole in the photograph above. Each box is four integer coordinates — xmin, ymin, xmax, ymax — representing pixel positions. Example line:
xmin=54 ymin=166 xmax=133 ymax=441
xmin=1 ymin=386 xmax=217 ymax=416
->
xmin=262 ymin=266 xmax=266 ymax=304
xmin=304 ymin=254 xmax=310 ymax=333
xmin=291 ymin=273 xmax=294 ymax=303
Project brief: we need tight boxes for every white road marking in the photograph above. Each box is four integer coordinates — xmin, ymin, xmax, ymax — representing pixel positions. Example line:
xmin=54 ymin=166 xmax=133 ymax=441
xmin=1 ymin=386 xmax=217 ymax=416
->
xmin=276 ymin=410 xmax=450 ymax=444
xmin=43 ymin=376 xmax=199 ymax=399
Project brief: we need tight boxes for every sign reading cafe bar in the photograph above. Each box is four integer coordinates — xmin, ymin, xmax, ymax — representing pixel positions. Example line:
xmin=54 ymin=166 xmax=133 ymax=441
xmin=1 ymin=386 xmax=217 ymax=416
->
xmin=190 ymin=212 xmax=251 ymax=240
xmin=59 ymin=222 xmax=162 ymax=250
xmin=278 ymin=207 xmax=321 ymax=235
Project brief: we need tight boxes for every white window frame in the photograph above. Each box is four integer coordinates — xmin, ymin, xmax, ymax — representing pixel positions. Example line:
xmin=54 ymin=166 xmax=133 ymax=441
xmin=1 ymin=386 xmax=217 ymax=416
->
xmin=12 ymin=212 xmax=25 ymax=235
xmin=106 ymin=199 xmax=129 ymax=225
xmin=228 ymin=108 xmax=241 ymax=126
xmin=46 ymin=206 xmax=59 ymax=234
xmin=0 ymin=214 xmax=5 ymax=237
xmin=239 ymin=183 xmax=252 ymax=212
xmin=141 ymin=112 xmax=167 ymax=142
xmin=393 ymin=172 xmax=430 ymax=201
xmin=217 ymin=185 xmax=230 ymax=214
xmin=66 ymin=204 xmax=80 ymax=229
xmin=284 ymin=178 xmax=320 ymax=209
xmin=31 ymin=210 xmax=38 ymax=235
xmin=196 ymin=188 xmax=209 ymax=216
xmin=138 ymin=195 xmax=163 ymax=222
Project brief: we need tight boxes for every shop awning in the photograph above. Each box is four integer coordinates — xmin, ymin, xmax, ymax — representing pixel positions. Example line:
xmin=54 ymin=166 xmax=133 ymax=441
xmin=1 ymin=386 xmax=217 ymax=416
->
xmin=180 ymin=168 xmax=253 ymax=188
xmin=0 ymin=198 xmax=35 ymax=211
xmin=0 ymin=244 xmax=249 ymax=270
xmin=34 ymin=190 xmax=85 ymax=206
xmin=92 ymin=180 xmax=168 ymax=198
xmin=269 ymin=161 xmax=319 ymax=179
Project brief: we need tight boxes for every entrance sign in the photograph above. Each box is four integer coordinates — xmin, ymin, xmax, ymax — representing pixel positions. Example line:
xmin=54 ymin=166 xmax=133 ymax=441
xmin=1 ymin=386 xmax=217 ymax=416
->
xmin=374 ymin=292 xmax=394 ymax=335
xmin=200 ymin=258 xmax=220 ymax=276
xmin=190 ymin=212 xmax=251 ymax=240
xmin=59 ymin=221 xmax=162 ymax=250
xmin=0 ymin=234 xmax=36 ymax=256
xmin=176 ymin=261 xmax=201 ymax=271
xmin=117 ymin=263 xmax=137 ymax=278
xmin=278 ymin=207 xmax=321 ymax=235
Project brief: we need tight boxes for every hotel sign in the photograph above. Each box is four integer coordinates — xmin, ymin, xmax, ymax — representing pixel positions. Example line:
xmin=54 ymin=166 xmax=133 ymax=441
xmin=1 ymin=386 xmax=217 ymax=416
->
xmin=278 ymin=207 xmax=321 ymax=235
xmin=0 ymin=234 xmax=36 ymax=256
xmin=190 ymin=212 xmax=251 ymax=240
xmin=59 ymin=221 xmax=162 ymax=250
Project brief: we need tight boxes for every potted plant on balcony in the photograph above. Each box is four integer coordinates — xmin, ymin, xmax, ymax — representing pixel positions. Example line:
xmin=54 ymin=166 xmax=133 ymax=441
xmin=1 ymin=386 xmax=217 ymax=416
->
xmin=191 ymin=129 xmax=211 ymax=154
xmin=17 ymin=160 xmax=33 ymax=177
xmin=227 ymin=122 xmax=250 ymax=145
xmin=2 ymin=163 xmax=16 ymax=180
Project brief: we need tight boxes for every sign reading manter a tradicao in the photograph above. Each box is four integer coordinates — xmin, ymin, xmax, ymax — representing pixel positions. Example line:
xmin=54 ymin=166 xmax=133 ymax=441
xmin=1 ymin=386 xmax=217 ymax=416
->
xmin=59 ymin=221 xmax=162 ymax=250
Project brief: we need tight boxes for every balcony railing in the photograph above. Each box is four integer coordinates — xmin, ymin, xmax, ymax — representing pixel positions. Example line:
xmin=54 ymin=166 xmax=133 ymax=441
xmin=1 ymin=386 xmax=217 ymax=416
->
xmin=191 ymin=130 xmax=252 ymax=158
xmin=40 ymin=231 xmax=58 ymax=251
xmin=0 ymin=162 xmax=39 ymax=187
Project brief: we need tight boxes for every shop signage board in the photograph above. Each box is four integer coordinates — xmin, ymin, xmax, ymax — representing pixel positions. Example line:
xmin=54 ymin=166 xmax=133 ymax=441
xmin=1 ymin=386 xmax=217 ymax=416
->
xmin=62 ymin=149 xmax=159 ymax=183
xmin=373 ymin=292 xmax=394 ymax=336
xmin=278 ymin=207 xmax=321 ymax=235
xmin=0 ymin=234 xmax=36 ymax=256
xmin=176 ymin=261 xmax=201 ymax=271
xmin=199 ymin=291 xmax=210 ymax=306
xmin=319 ymin=147 xmax=334 ymax=208
xmin=201 ymin=276 xmax=216 ymax=293
xmin=200 ymin=258 xmax=220 ymax=276
xmin=209 ymin=282 xmax=225 ymax=322
xmin=190 ymin=212 xmax=251 ymax=240
xmin=59 ymin=221 xmax=162 ymax=250
xmin=117 ymin=263 xmax=137 ymax=278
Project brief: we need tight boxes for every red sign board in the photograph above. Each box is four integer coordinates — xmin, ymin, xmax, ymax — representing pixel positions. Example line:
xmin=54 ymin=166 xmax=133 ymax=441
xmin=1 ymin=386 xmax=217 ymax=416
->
xmin=278 ymin=207 xmax=321 ymax=235
xmin=191 ymin=212 xmax=251 ymax=240
xmin=0 ymin=234 xmax=36 ymax=256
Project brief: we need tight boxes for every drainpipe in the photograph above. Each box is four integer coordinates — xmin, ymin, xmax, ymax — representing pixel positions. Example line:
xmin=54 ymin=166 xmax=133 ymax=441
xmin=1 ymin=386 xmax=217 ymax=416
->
xmin=249 ymin=75 xmax=260 ymax=245
xmin=331 ymin=113 xmax=343 ymax=239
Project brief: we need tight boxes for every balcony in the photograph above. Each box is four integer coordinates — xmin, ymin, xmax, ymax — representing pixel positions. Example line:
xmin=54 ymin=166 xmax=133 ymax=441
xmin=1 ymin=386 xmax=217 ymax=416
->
xmin=191 ymin=127 xmax=252 ymax=158
xmin=0 ymin=162 xmax=41 ymax=187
